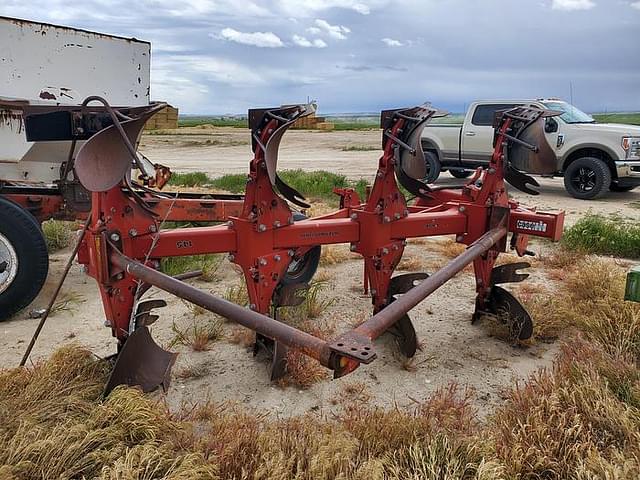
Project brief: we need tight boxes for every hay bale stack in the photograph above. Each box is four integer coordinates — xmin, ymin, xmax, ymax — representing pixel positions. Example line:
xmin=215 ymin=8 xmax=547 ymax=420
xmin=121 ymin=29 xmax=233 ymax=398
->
xmin=292 ymin=112 xmax=334 ymax=131
xmin=144 ymin=105 xmax=179 ymax=130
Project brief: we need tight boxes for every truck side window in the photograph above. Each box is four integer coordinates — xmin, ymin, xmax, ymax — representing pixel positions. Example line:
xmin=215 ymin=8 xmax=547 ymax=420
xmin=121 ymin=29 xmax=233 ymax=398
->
xmin=471 ymin=104 xmax=518 ymax=126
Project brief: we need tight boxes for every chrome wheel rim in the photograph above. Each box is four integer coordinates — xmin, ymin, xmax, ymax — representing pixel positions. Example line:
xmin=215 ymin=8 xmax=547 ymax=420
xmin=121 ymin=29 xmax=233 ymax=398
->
xmin=0 ymin=232 xmax=18 ymax=295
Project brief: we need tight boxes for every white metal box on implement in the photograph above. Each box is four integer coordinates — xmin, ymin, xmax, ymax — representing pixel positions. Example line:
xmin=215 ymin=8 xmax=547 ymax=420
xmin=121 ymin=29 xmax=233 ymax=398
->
xmin=0 ymin=16 xmax=150 ymax=182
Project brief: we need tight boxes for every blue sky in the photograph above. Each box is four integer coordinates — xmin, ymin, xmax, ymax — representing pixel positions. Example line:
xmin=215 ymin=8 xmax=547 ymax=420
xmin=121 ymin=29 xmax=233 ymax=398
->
xmin=2 ymin=0 xmax=639 ymax=114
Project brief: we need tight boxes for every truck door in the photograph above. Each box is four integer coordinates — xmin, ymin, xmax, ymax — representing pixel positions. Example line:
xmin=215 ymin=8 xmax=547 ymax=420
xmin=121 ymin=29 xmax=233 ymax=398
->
xmin=461 ymin=104 xmax=518 ymax=166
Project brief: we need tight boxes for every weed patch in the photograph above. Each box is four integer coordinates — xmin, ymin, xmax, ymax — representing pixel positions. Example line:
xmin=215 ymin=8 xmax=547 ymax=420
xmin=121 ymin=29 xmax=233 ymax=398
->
xmin=170 ymin=317 xmax=223 ymax=351
xmin=161 ymin=254 xmax=221 ymax=281
xmin=42 ymin=220 xmax=76 ymax=251
xmin=167 ymin=171 xmax=211 ymax=187
xmin=562 ymin=214 xmax=640 ymax=259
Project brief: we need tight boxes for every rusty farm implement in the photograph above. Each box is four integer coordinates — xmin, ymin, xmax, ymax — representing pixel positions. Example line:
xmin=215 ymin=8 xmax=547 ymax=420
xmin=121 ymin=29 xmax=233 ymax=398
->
xmin=28 ymin=99 xmax=564 ymax=393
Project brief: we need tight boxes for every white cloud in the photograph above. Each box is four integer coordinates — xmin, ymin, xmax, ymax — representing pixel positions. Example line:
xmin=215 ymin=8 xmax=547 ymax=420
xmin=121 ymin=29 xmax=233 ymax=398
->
xmin=631 ymin=1 xmax=640 ymax=9
xmin=381 ymin=37 xmax=403 ymax=47
xmin=306 ymin=26 xmax=322 ymax=35
xmin=351 ymin=3 xmax=371 ymax=14
xmin=314 ymin=19 xmax=351 ymax=40
xmin=219 ymin=28 xmax=283 ymax=48
xmin=551 ymin=0 xmax=596 ymax=11
xmin=278 ymin=0 xmax=379 ymax=16
xmin=292 ymin=35 xmax=328 ymax=48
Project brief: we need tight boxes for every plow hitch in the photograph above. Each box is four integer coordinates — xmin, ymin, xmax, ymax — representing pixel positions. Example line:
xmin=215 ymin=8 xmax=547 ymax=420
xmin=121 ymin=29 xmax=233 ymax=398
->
xmin=69 ymin=99 xmax=564 ymax=394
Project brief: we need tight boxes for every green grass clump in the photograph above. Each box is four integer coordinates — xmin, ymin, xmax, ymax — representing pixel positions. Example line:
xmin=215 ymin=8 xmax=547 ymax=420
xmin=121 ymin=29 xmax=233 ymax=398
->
xmin=209 ymin=174 xmax=248 ymax=194
xmin=42 ymin=220 xmax=76 ymax=251
xmin=210 ymin=170 xmax=370 ymax=204
xmin=161 ymin=254 xmax=221 ymax=281
xmin=168 ymin=171 xmax=211 ymax=187
xmin=562 ymin=214 xmax=640 ymax=259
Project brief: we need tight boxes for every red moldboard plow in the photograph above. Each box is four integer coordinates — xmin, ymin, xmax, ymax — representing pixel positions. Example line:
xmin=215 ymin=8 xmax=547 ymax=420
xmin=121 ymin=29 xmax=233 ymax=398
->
xmin=74 ymin=100 xmax=564 ymax=394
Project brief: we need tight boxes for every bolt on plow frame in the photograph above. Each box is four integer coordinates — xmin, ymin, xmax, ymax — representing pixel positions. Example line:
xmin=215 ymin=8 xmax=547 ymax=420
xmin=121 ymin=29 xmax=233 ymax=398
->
xmin=72 ymin=100 xmax=565 ymax=394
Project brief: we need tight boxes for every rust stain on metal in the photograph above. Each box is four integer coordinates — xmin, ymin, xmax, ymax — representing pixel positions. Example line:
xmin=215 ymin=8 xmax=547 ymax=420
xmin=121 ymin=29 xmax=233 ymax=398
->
xmin=0 ymin=108 xmax=24 ymax=133
xmin=38 ymin=90 xmax=57 ymax=100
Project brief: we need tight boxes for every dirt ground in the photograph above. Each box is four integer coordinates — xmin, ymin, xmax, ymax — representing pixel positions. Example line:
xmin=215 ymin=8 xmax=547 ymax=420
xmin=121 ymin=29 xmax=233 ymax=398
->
xmin=1 ymin=127 xmax=638 ymax=418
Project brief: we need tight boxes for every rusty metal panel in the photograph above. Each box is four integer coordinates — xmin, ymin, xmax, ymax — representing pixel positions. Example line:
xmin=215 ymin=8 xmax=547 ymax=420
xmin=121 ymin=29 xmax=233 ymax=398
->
xmin=0 ymin=16 xmax=150 ymax=106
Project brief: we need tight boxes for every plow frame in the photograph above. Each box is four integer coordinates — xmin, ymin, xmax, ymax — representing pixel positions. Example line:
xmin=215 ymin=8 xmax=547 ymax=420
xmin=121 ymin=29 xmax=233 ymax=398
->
xmin=75 ymin=102 xmax=565 ymax=388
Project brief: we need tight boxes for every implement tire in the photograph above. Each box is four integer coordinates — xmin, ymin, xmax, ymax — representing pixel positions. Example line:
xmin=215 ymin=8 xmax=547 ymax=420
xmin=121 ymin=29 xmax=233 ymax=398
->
xmin=0 ymin=197 xmax=49 ymax=321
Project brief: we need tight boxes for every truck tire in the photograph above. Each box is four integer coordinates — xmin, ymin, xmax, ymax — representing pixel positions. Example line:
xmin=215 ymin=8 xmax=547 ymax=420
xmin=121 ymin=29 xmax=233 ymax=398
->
xmin=609 ymin=183 xmax=637 ymax=193
xmin=0 ymin=197 xmax=49 ymax=321
xmin=280 ymin=212 xmax=321 ymax=286
xmin=563 ymin=157 xmax=612 ymax=200
xmin=424 ymin=151 xmax=441 ymax=183
xmin=449 ymin=169 xmax=472 ymax=179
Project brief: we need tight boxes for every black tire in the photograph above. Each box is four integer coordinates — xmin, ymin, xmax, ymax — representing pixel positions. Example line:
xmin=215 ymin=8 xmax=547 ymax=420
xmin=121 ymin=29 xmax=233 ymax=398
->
xmin=0 ymin=198 xmax=49 ymax=321
xmin=609 ymin=183 xmax=637 ymax=192
xmin=423 ymin=150 xmax=441 ymax=183
xmin=449 ymin=169 xmax=472 ymax=179
xmin=563 ymin=157 xmax=612 ymax=200
xmin=280 ymin=212 xmax=321 ymax=286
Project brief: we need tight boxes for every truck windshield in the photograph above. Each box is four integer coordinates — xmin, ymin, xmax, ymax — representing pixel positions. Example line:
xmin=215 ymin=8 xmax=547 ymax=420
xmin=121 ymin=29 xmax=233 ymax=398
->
xmin=543 ymin=101 xmax=595 ymax=124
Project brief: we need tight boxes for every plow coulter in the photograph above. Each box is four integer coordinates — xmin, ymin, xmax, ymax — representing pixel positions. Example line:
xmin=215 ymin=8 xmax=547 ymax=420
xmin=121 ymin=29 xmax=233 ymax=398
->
xmin=63 ymin=99 xmax=564 ymax=394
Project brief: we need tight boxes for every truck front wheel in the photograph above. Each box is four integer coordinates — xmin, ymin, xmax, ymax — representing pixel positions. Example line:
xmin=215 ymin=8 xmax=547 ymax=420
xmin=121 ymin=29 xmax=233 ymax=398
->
xmin=0 ymin=198 xmax=49 ymax=321
xmin=563 ymin=157 xmax=612 ymax=200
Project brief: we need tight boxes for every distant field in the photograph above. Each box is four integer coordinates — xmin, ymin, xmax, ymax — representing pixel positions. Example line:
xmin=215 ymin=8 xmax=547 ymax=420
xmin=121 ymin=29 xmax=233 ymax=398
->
xmin=178 ymin=111 xmax=640 ymax=129
xmin=179 ymin=116 xmax=246 ymax=128
xmin=592 ymin=112 xmax=640 ymax=125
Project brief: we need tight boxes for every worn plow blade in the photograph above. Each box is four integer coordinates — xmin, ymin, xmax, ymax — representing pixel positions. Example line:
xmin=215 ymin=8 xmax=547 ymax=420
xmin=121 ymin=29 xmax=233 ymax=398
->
xmin=104 ymin=326 xmax=177 ymax=396
xmin=251 ymin=104 xmax=316 ymax=208
xmin=381 ymin=105 xmax=442 ymax=197
xmin=385 ymin=272 xmax=430 ymax=357
xmin=490 ymin=262 xmax=530 ymax=285
xmin=485 ymin=285 xmax=534 ymax=341
xmin=500 ymin=106 xmax=562 ymax=195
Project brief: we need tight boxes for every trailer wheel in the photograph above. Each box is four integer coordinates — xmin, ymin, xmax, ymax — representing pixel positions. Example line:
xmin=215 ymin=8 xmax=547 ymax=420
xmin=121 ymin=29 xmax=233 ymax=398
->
xmin=563 ymin=157 xmax=611 ymax=200
xmin=0 ymin=198 xmax=49 ymax=321
xmin=280 ymin=212 xmax=321 ymax=286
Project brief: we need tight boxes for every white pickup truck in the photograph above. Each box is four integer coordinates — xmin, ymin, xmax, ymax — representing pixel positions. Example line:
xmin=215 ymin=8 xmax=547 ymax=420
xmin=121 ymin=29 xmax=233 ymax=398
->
xmin=421 ymin=99 xmax=640 ymax=199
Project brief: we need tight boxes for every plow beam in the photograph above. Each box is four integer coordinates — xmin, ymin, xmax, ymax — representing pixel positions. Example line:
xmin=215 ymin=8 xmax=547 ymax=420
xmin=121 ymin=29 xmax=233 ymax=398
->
xmin=109 ymin=250 xmax=374 ymax=372
xmin=349 ymin=227 xmax=506 ymax=341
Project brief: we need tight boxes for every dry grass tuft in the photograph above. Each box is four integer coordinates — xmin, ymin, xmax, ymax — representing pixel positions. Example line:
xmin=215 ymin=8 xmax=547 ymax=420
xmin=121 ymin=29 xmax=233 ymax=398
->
xmin=278 ymin=349 xmax=329 ymax=389
xmin=223 ymin=282 xmax=249 ymax=307
xmin=50 ymin=292 xmax=86 ymax=316
xmin=280 ymin=281 xmax=336 ymax=323
xmin=320 ymin=245 xmax=352 ymax=266
xmin=313 ymin=268 xmax=333 ymax=283
xmin=437 ymin=239 xmax=467 ymax=259
xmin=0 ymin=347 xmax=216 ymax=479
xmin=492 ymin=341 xmax=640 ymax=479
xmin=397 ymin=255 xmax=424 ymax=271
xmin=537 ymin=246 xmax=586 ymax=270
xmin=227 ymin=325 xmax=254 ymax=348
xmin=170 ymin=318 xmax=223 ymax=351
xmin=176 ymin=362 xmax=211 ymax=380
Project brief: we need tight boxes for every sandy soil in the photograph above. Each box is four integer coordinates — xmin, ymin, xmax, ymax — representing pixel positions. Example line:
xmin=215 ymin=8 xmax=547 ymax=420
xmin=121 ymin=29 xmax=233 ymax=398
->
xmin=1 ymin=127 xmax=638 ymax=418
